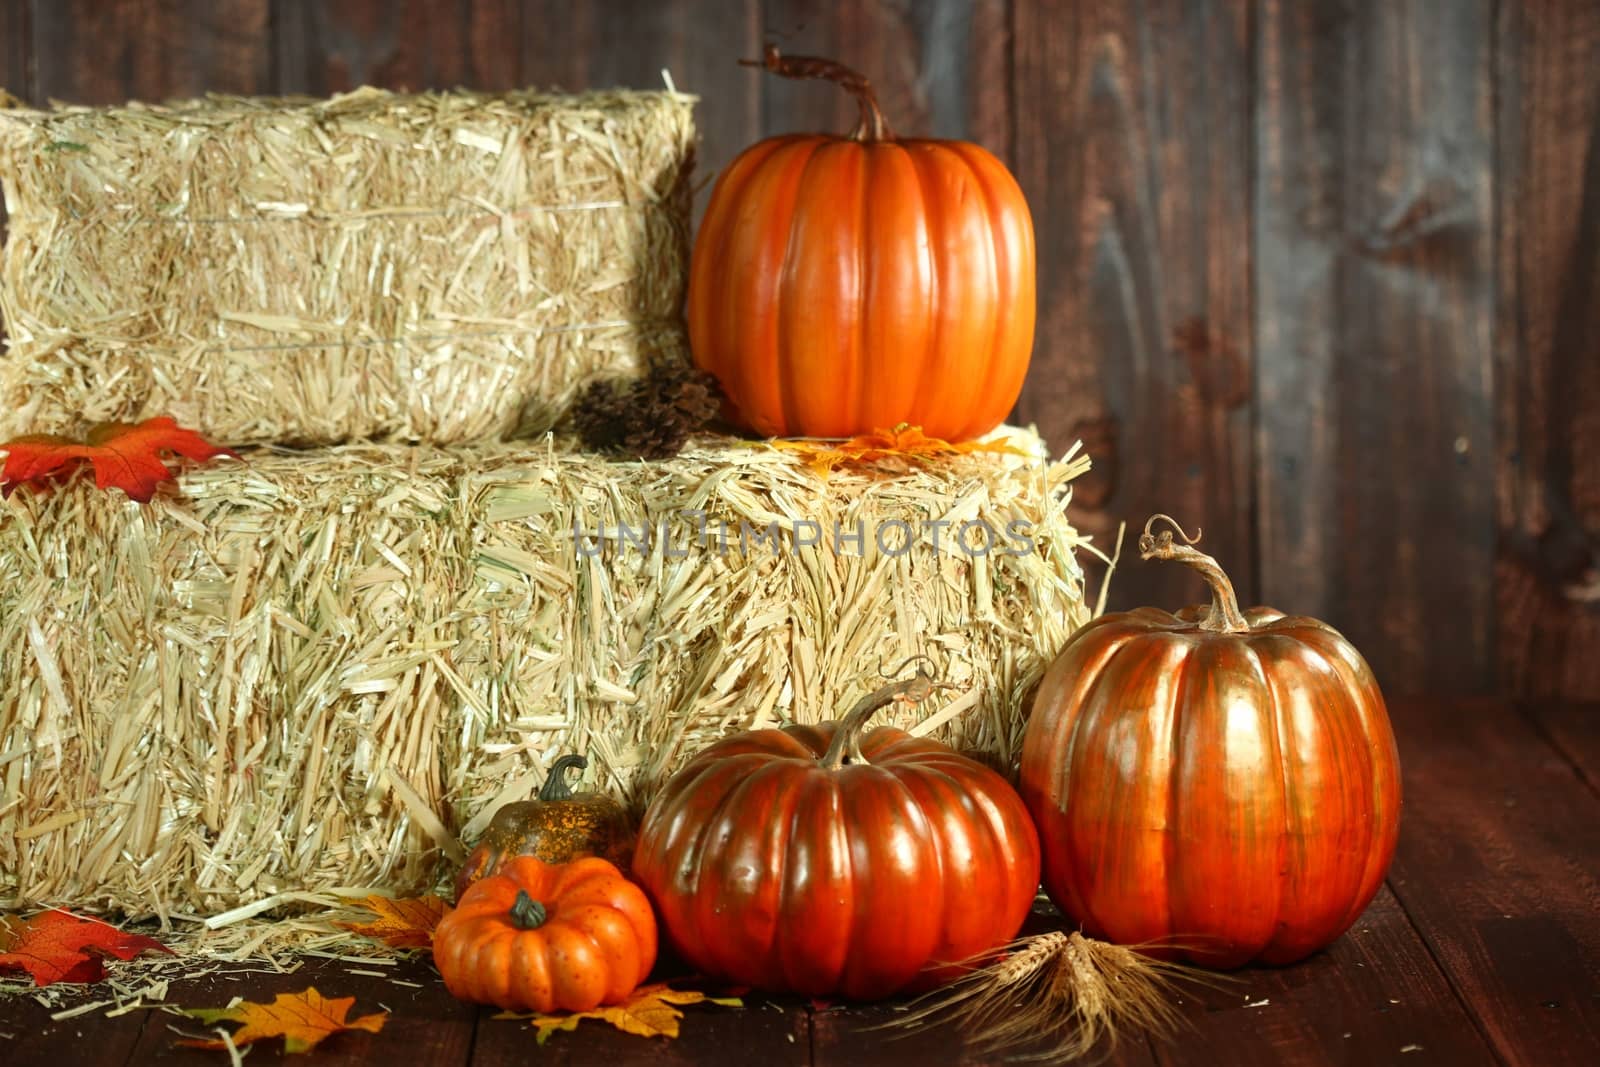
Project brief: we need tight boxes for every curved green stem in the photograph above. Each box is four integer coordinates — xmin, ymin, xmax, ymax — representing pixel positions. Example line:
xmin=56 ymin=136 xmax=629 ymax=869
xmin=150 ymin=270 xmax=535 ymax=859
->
xmin=510 ymin=890 xmax=548 ymax=930
xmin=538 ymin=754 xmax=588 ymax=802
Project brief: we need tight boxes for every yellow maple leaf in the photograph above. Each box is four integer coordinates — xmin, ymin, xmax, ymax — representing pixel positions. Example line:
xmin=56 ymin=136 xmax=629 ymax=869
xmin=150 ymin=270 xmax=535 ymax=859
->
xmin=335 ymin=894 xmax=448 ymax=950
xmin=768 ymin=423 xmax=1030 ymax=476
xmin=498 ymin=982 xmax=743 ymax=1044
xmin=180 ymin=986 xmax=388 ymax=1054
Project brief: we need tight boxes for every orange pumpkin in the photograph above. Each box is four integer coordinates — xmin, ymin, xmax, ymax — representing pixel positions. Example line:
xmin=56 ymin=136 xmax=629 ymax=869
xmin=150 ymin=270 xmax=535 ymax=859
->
xmin=433 ymin=856 xmax=656 ymax=1013
xmin=633 ymin=667 xmax=1040 ymax=1000
xmin=687 ymin=46 xmax=1035 ymax=442
xmin=1019 ymin=517 xmax=1402 ymax=968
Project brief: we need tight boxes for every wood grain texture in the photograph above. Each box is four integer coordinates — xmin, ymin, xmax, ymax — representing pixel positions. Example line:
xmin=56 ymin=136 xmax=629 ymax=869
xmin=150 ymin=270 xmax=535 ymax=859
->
xmin=1494 ymin=0 xmax=1600 ymax=701
xmin=469 ymin=995 xmax=810 ymax=1067
xmin=0 ymin=0 xmax=29 ymax=280
xmin=1255 ymin=0 xmax=1495 ymax=696
xmin=1386 ymin=697 xmax=1600 ymax=1066
xmin=0 ymin=998 xmax=149 ymax=1067
xmin=1154 ymin=887 xmax=1496 ymax=1067
xmin=0 ymin=0 xmax=30 ymax=101
xmin=518 ymin=0 xmax=761 ymax=224
xmin=272 ymin=0 xmax=522 ymax=95
xmin=1522 ymin=700 xmax=1600 ymax=801
xmin=31 ymin=0 xmax=269 ymax=104
xmin=810 ymin=998 xmax=1157 ymax=1067
xmin=758 ymin=0 xmax=1008 ymax=148
xmin=121 ymin=955 xmax=475 ymax=1066
xmin=1012 ymin=0 xmax=1256 ymax=616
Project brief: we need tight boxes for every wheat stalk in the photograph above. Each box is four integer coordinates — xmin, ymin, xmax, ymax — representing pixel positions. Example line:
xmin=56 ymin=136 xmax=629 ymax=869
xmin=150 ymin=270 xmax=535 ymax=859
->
xmin=885 ymin=931 xmax=1227 ymax=1064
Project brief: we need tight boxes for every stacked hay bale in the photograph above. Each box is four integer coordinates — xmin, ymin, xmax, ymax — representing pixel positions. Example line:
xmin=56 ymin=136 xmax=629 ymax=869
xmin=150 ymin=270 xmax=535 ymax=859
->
xmin=0 ymin=86 xmax=1095 ymax=917
xmin=0 ymin=87 xmax=694 ymax=445
xmin=0 ymin=433 xmax=1092 ymax=915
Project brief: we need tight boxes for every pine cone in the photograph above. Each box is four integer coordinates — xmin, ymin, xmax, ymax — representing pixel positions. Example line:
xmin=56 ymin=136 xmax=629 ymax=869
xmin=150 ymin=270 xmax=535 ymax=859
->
xmin=570 ymin=364 xmax=724 ymax=459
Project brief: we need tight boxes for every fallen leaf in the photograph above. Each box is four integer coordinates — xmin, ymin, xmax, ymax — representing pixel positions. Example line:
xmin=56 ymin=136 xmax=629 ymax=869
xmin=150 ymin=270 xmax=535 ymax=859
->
xmin=0 ymin=910 xmax=172 ymax=987
xmin=335 ymin=894 xmax=448 ymax=950
xmin=1 ymin=417 xmax=237 ymax=502
xmin=499 ymin=982 xmax=743 ymax=1044
xmin=181 ymin=987 xmax=387 ymax=1054
xmin=768 ymin=423 xmax=1030 ymax=476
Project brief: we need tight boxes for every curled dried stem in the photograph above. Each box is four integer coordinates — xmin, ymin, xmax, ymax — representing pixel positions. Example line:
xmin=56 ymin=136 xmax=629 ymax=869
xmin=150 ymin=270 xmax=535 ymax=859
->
xmin=1137 ymin=514 xmax=1249 ymax=633
xmin=739 ymin=43 xmax=894 ymax=142
xmin=820 ymin=662 xmax=945 ymax=769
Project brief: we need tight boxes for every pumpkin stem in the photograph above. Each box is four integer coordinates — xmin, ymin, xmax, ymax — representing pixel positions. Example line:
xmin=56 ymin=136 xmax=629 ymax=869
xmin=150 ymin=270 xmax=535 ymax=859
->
xmin=510 ymin=890 xmax=548 ymax=930
xmin=820 ymin=659 xmax=943 ymax=769
xmin=1138 ymin=515 xmax=1250 ymax=633
xmin=740 ymin=43 xmax=895 ymax=142
xmin=538 ymin=754 xmax=588 ymax=802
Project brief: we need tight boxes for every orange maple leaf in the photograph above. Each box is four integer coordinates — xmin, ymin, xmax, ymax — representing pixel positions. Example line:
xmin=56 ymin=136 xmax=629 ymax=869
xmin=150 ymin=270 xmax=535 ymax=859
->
xmin=0 ymin=909 xmax=172 ymax=986
xmin=181 ymin=987 xmax=388 ymax=1054
xmin=499 ymin=981 xmax=743 ymax=1044
xmin=0 ymin=417 xmax=237 ymax=502
xmin=335 ymin=894 xmax=448 ymax=950
xmin=768 ymin=423 xmax=1031 ymax=475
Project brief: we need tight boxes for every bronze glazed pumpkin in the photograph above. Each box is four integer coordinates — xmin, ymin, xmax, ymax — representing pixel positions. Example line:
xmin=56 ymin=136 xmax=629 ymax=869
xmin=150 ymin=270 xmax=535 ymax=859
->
xmin=687 ymin=46 xmax=1035 ymax=442
xmin=1019 ymin=517 xmax=1402 ymax=968
xmin=434 ymin=855 xmax=656 ymax=1014
xmin=454 ymin=754 xmax=634 ymax=902
xmin=633 ymin=667 xmax=1041 ymax=1000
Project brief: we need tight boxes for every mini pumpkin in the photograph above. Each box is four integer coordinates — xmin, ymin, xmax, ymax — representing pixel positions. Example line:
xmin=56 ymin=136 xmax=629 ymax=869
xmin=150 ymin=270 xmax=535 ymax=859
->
xmin=433 ymin=855 xmax=657 ymax=1014
xmin=454 ymin=754 xmax=634 ymax=902
xmin=1019 ymin=516 xmax=1402 ymax=968
xmin=633 ymin=666 xmax=1041 ymax=1000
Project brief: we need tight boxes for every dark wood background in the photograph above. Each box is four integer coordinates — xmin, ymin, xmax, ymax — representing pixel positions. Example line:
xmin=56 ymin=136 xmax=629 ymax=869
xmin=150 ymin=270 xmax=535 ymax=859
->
xmin=0 ymin=0 xmax=1594 ymax=703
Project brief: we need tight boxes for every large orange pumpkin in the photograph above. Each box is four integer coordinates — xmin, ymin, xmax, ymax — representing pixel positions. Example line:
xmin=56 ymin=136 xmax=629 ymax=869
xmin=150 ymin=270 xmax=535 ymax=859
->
xmin=687 ymin=47 xmax=1036 ymax=442
xmin=1019 ymin=517 xmax=1402 ymax=968
xmin=633 ymin=667 xmax=1041 ymax=1000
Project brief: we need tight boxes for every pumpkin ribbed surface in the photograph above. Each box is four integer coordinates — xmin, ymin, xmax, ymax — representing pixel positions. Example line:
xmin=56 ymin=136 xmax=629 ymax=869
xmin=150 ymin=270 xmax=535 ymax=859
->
xmin=635 ymin=721 xmax=1040 ymax=1000
xmin=687 ymin=134 xmax=1035 ymax=442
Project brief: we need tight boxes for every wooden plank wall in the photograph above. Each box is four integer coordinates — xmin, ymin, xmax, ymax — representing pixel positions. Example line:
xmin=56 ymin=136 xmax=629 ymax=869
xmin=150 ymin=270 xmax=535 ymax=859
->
xmin=0 ymin=0 xmax=1595 ymax=701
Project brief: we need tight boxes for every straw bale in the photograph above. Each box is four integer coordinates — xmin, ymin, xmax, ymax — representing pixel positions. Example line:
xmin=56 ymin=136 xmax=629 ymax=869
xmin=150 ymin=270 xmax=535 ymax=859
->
xmin=0 ymin=427 xmax=1095 ymax=918
xmin=0 ymin=86 xmax=695 ymax=446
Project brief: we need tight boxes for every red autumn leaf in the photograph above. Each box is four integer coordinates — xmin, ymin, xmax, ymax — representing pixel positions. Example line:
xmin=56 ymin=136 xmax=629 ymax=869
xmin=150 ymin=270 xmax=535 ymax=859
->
xmin=0 ymin=909 xmax=173 ymax=986
xmin=181 ymin=987 xmax=388 ymax=1054
xmin=0 ymin=416 xmax=237 ymax=502
xmin=335 ymin=894 xmax=448 ymax=950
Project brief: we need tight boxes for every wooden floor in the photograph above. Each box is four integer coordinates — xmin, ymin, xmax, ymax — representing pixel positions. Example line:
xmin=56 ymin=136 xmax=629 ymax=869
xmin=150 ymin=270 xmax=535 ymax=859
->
xmin=3 ymin=697 xmax=1596 ymax=1065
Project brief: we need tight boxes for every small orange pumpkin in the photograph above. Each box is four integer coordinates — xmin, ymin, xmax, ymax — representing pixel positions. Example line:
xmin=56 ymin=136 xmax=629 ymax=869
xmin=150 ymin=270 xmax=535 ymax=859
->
xmin=454 ymin=754 xmax=634 ymax=902
xmin=433 ymin=855 xmax=657 ymax=1014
